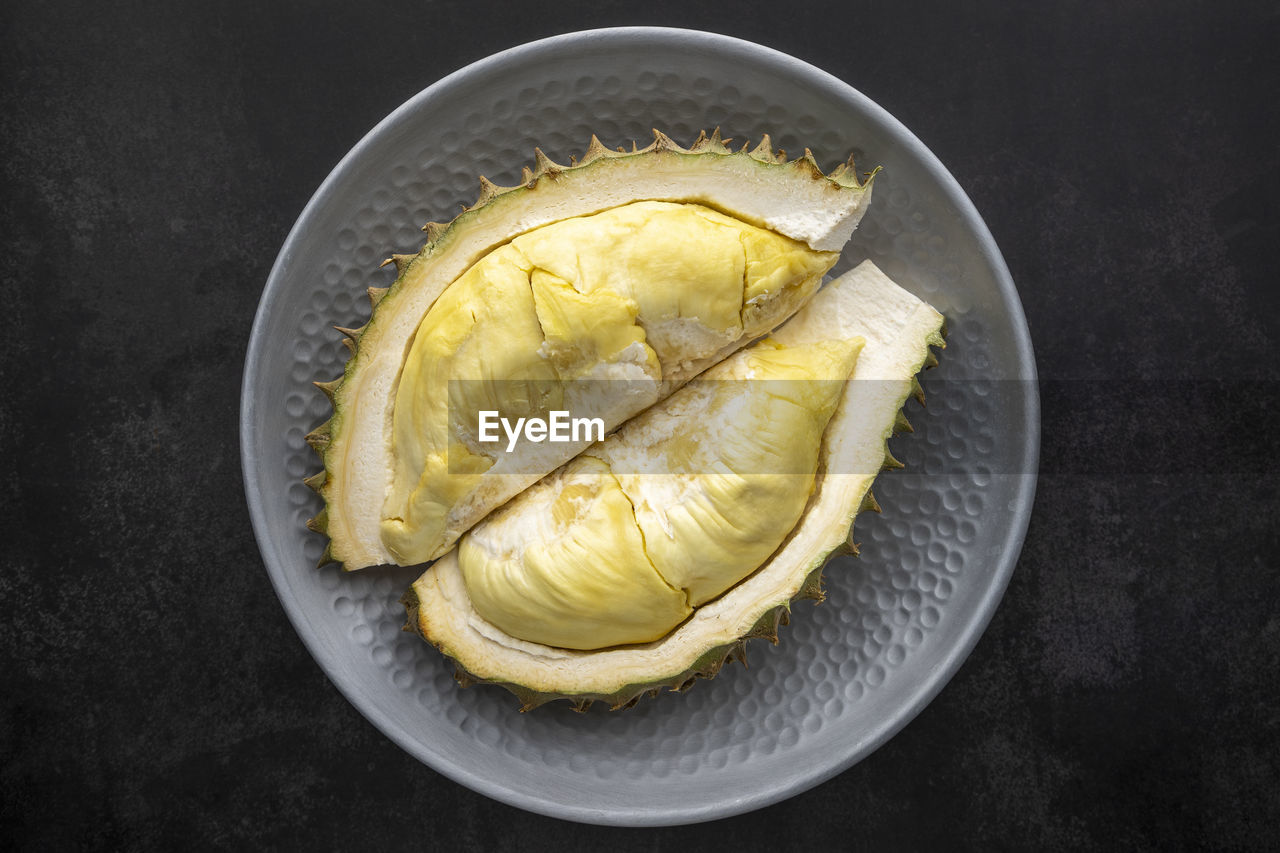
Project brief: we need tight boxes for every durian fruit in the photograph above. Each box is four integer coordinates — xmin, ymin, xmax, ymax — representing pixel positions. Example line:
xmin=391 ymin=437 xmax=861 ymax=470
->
xmin=306 ymin=130 xmax=876 ymax=569
xmin=404 ymin=260 xmax=945 ymax=710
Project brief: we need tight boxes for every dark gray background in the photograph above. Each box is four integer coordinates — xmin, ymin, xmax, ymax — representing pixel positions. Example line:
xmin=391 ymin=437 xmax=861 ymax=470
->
xmin=3 ymin=0 xmax=1278 ymax=848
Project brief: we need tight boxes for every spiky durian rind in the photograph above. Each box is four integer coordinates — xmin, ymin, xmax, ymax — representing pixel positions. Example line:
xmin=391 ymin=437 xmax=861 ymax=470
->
xmin=305 ymin=129 xmax=877 ymax=570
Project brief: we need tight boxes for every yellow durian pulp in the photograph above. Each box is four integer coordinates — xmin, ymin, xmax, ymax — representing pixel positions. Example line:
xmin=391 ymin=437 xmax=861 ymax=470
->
xmin=458 ymin=334 xmax=864 ymax=650
xmin=380 ymin=201 xmax=836 ymax=565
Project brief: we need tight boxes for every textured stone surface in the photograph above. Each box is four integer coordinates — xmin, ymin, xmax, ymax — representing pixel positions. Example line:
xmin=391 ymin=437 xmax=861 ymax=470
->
xmin=3 ymin=0 xmax=1278 ymax=848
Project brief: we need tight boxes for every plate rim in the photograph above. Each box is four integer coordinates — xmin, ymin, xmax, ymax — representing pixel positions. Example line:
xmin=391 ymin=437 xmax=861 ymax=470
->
xmin=240 ymin=25 xmax=1040 ymax=826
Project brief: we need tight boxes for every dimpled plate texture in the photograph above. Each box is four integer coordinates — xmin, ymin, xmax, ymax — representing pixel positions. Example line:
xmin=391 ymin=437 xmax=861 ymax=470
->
xmin=241 ymin=27 xmax=1038 ymax=826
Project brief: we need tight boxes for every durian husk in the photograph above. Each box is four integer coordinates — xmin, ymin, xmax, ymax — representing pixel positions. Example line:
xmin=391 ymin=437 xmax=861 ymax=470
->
xmin=404 ymin=260 xmax=945 ymax=711
xmin=307 ymin=129 xmax=877 ymax=570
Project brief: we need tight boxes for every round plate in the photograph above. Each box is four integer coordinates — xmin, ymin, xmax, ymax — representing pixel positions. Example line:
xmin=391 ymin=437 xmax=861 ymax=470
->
xmin=241 ymin=27 xmax=1038 ymax=826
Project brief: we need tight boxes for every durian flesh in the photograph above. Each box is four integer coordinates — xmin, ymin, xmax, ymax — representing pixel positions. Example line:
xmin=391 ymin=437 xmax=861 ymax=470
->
xmin=382 ymin=201 xmax=836 ymax=565
xmin=459 ymin=335 xmax=863 ymax=649
xmin=405 ymin=261 xmax=946 ymax=709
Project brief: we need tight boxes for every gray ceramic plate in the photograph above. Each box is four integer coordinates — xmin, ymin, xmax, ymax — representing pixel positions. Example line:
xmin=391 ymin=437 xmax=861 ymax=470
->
xmin=241 ymin=27 xmax=1038 ymax=826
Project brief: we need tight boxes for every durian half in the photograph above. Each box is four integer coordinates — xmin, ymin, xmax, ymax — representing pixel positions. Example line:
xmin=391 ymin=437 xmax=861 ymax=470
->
xmin=305 ymin=130 xmax=876 ymax=569
xmin=404 ymin=260 xmax=945 ymax=710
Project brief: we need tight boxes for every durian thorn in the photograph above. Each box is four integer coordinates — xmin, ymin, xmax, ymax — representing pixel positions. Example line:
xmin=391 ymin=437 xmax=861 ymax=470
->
xmin=380 ymin=253 xmax=414 ymax=275
xmin=911 ymin=377 xmax=926 ymax=406
xmin=793 ymin=148 xmax=823 ymax=179
xmin=779 ymin=608 xmax=791 ymax=627
xmin=317 ymin=542 xmax=333 ymax=568
xmin=924 ymin=350 xmax=940 ymax=370
xmin=831 ymin=159 xmax=879 ymax=189
xmin=861 ymin=489 xmax=882 ymax=513
xmin=571 ymin=698 xmax=592 ymax=713
xmin=314 ymin=378 xmax=341 ymax=402
xmin=797 ymin=567 xmax=826 ymax=602
xmin=749 ymin=133 xmax=776 ymax=163
xmin=453 ymin=668 xmax=477 ymax=689
xmin=367 ymin=286 xmax=389 ymax=310
xmin=651 ymin=128 xmax=681 ymax=152
xmin=849 ymin=540 xmax=861 ymax=557
xmin=532 ymin=147 xmax=563 ymax=178
xmin=303 ymin=470 xmax=326 ymax=492
xmin=581 ymin=134 xmax=610 ymax=165
xmin=883 ymin=448 xmax=905 ymax=470
xmin=340 ymin=337 xmax=356 ymax=355
xmin=748 ymin=608 xmax=782 ymax=644
xmin=894 ymin=410 xmax=914 ymax=435
xmin=334 ymin=324 xmax=363 ymax=342
xmin=729 ymin=641 xmax=748 ymax=668
xmin=520 ymin=165 xmax=534 ymax=184
xmin=422 ymin=221 xmax=448 ymax=242
xmin=305 ymin=507 xmax=328 ymax=534
xmin=690 ymin=127 xmax=731 ymax=154
xmin=474 ymin=175 xmax=501 ymax=206
xmin=568 ymin=154 xmax=578 ymax=167
xmin=304 ymin=429 xmax=330 ymax=455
